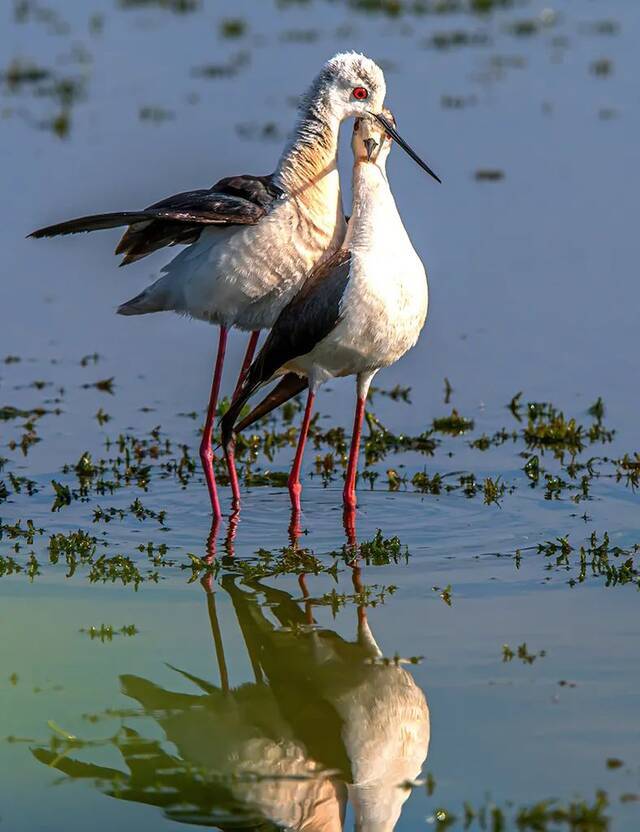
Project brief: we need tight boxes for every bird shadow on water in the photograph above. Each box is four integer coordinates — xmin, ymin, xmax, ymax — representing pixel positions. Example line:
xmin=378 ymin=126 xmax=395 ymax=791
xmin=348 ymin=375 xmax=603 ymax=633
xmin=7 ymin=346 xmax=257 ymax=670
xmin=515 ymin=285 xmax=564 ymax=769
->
xmin=30 ymin=518 xmax=430 ymax=832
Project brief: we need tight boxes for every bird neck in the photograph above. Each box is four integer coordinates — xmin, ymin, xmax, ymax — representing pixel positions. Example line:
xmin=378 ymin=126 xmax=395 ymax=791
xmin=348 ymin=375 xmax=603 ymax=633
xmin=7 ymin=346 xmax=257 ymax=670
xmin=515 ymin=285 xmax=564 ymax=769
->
xmin=275 ymin=98 xmax=343 ymax=217
xmin=344 ymin=160 xmax=395 ymax=250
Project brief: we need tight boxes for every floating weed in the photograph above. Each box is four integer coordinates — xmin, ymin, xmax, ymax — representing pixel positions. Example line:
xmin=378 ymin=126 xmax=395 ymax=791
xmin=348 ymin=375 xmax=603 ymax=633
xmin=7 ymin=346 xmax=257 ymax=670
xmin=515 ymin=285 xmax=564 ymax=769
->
xmin=483 ymin=476 xmax=504 ymax=505
xmin=441 ymin=94 xmax=478 ymax=110
xmin=590 ymin=58 xmax=613 ymax=77
xmin=536 ymin=532 xmax=640 ymax=588
xmin=605 ymin=758 xmax=624 ymax=770
xmin=421 ymin=790 xmax=610 ymax=831
xmin=118 ymin=0 xmax=201 ymax=12
xmin=1 ymin=59 xmax=50 ymax=89
xmin=356 ymin=529 xmax=407 ymax=565
xmin=317 ymin=583 xmax=397 ymax=615
xmin=81 ymin=377 xmax=114 ymax=394
xmin=433 ymin=584 xmax=452 ymax=606
xmin=50 ymin=480 xmax=72 ymax=511
xmin=80 ymin=353 xmax=100 ymax=367
xmin=219 ymin=18 xmax=246 ymax=38
xmin=0 ymin=518 xmax=44 ymax=543
xmin=411 ymin=470 xmax=443 ymax=494
xmin=581 ymin=20 xmax=620 ymax=37
xmin=475 ymin=168 xmax=505 ymax=181
xmin=95 ymin=408 xmax=111 ymax=425
xmin=235 ymin=121 xmax=281 ymax=142
xmin=443 ymin=377 xmax=453 ymax=403
xmin=139 ymin=106 xmax=175 ymax=123
xmin=523 ymin=454 xmax=540 ymax=482
xmin=280 ymin=28 xmax=320 ymax=43
xmin=432 ymin=409 xmax=474 ymax=435
xmin=0 ymin=554 xmax=23 ymax=577
xmin=8 ymin=473 xmax=39 ymax=497
xmin=192 ymin=52 xmax=250 ymax=80
xmin=426 ymin=30 xmax=489 ymax=50
xmin=515 ymin=791 xmax=609 ymax=831
xmin=92 ymin=500 xmax=166 ymax=525
xmin=80 ymin=625 xmax=139 ymax=642
xmin=368 ymin=383 xmax=412 ymax=403
xmin=88 ymin=554 xmax=157 ymax=589
xmin=588 ymin=397 xmax=605 ymax=421
xmin=502 ymin=642 xmax=546 ymax=664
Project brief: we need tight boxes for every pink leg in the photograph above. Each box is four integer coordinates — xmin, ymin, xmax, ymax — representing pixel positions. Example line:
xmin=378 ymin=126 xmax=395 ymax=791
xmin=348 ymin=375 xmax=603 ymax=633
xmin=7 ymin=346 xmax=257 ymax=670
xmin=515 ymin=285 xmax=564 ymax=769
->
xmin=343 ymin=396 xmax=366 ymax=511
xmin=199 ymin=326 xmax=228 ymax=519
xmin=232 ymin=330 xmax=260 ymax=401
xmin=343 ymin=505 xmax=357 ymax=547
xmin=288 ymin=390 xmax=315 ymax=513
xmin=201 ymin=517 xmax=221 ymax=594
xmin=226 ymin=330 xmax=260 ymax=510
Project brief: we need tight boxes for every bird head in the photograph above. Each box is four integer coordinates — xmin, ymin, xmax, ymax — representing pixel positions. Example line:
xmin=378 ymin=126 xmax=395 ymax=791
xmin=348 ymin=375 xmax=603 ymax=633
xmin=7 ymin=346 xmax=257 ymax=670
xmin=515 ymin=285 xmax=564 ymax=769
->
xmin=318 ymin=51 xmax=387 ymax=121
xmin=351 ymin=108 xmax=396 ymax=167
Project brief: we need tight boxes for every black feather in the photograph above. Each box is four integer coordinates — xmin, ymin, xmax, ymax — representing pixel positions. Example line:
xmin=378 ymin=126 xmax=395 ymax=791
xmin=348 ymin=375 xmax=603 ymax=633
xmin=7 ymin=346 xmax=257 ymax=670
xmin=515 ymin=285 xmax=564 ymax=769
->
xmin=221 ymin=249 xmax=351 ymax=447
xmin=236 ymin=373 xmax=309 ymax=433
xmin=29 ymin=173 xmax=285 ymax=265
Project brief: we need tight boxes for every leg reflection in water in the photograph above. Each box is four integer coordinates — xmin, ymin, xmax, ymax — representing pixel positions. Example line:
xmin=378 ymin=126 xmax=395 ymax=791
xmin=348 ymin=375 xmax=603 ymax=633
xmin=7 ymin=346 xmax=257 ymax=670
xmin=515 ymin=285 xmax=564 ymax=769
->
xmin=31 ymin=532 xmax=429 ymax=831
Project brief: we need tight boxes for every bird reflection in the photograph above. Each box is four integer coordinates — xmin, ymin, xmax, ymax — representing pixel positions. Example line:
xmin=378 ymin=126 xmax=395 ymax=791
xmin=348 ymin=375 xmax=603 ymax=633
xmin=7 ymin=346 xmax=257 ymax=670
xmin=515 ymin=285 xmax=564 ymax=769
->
xmin=32 ymin=545 xmax=429 ymax=831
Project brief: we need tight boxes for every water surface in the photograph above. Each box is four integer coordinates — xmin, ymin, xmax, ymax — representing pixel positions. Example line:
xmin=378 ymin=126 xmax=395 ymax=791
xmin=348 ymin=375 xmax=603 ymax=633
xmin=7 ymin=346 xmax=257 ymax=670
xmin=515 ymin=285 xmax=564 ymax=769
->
xmin=1 ymin=1 xmax=639 ymax=829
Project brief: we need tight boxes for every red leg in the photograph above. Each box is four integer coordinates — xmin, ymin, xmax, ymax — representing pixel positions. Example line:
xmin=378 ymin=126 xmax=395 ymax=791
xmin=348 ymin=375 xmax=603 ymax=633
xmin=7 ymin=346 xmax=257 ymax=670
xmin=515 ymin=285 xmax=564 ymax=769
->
xmin=288 ymin=390 xmax=315 ymax=513
xmin=226 ymin=330 xmax=260 ymax=510
xmin=224 ymin=441 xmax=242 ymax=511
xmin=232 ymin=330 xmax=260 ymax=401
xmin=201 ymin=517 xmax=221 ymax=594
xmin=199 ymin=326 xmax=227 ymax=519
xmin=343 ymin=505 xmax=357 ymax=546
xmin=343 ymin=396 xmax=366 ymax=510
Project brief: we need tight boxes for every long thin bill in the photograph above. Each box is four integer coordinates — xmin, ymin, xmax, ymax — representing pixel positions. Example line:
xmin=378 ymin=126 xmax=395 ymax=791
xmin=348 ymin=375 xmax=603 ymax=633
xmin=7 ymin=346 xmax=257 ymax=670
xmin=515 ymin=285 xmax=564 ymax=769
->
xmin=373 ymin=112 xmax=442 ymax=184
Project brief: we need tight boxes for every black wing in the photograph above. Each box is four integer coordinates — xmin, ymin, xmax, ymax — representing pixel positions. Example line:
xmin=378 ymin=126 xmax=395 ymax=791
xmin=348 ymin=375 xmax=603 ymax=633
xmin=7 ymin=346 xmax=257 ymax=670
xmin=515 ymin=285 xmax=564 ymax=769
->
xmin=221 ymin=248 xmax=352 ymax=449
xmin=234 ymin=373 xmax=309 ymax=435
xmin=29 ymin=173 xmax=284 ymax=266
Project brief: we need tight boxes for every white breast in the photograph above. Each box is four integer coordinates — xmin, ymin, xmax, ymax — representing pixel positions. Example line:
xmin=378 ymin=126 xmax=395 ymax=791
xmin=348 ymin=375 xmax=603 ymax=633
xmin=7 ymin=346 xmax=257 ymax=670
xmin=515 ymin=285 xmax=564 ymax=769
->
xmin=299 ymin=164 xmax=428 ymax=381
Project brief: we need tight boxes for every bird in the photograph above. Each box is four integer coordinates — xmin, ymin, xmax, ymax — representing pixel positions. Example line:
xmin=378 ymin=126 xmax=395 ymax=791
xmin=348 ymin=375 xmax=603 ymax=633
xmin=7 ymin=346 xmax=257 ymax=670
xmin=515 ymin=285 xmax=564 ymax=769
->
xmin=221 ymin=109 xmax=433 ymax=518
xmin=29 ymin=52 xmax=439 ymax=521
xmin=32 ymin=563 xmax=430 ymax=832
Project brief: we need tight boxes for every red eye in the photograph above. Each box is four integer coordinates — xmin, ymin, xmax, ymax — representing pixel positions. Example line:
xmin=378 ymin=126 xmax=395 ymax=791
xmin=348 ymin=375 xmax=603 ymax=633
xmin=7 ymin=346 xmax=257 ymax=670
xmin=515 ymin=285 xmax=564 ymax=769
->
xmin=353 ymin=86 xmax=368 ymax=100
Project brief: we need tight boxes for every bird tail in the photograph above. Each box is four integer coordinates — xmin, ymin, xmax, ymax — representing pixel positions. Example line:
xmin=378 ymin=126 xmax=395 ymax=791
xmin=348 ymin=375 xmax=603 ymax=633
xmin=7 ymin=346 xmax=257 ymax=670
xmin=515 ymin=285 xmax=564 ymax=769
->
xmin=236 ymin=373 xmax=308 ymax=433
xmin=220 ymin=372 xmax=307 ymax=450
xmin=28 ymin=212 xmax=152 ymax=239
xmin=117 ymin=274 xmax=173 ymax=316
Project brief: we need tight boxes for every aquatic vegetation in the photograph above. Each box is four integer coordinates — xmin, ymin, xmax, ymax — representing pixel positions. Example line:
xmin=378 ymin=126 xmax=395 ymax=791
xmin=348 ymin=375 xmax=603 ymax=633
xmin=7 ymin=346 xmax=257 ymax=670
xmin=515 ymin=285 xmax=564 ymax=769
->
xmin=502 ymin=642 xmax=546 ymax=664
xmin=118 ymin=0 xmax=201 ymax=12
xmin=475 ymin=169 xmax=504 ymax=181
xmin=235 ymin=121 xmax=281 ymax=142
xmin=434 ymin=584 xmax=452 ymax=606
xmin=192 ymin=52 xmax=250 ymax=80
xmin=591 ymin=58 xmax=613 ymax=77
xmin=80 ymin=624 xmax=139 ymax=642
xmin=88 ymin=554 xmax=158 ymax=588
xmin=219 ymin=18 xmax=247 ymax=38
xmin=536 ymin=532 xmax=640 ymax=588
xmin=139 ymin=105 xmax=175 ymax=123
xmin=426 ymin=31 xmax=489 ymax=50
xmin=432 ymin=409 xmax=474 ymax=434
xmin=356 ymin=529 xmax=407 ymax=565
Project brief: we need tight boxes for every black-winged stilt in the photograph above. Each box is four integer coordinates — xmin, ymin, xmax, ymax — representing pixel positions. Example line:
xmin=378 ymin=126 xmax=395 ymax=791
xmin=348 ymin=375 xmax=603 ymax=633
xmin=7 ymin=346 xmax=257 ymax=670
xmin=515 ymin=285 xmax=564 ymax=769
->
xmin=222 ymin=111 xmax=434 ymax=520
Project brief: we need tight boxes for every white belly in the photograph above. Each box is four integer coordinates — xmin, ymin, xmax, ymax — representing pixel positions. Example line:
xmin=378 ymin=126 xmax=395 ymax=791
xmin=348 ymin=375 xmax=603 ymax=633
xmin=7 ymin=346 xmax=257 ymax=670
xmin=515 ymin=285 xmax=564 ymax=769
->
xmin=155 ymin=193 xmax=346 ymax=331
xmin=292 ymin=248 xmax=428 ymax=383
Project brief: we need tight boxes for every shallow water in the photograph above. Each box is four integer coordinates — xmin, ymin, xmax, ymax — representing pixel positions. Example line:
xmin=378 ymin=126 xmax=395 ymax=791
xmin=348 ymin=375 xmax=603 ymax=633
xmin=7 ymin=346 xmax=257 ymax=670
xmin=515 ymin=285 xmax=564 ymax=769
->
xmin=1 ymin=1 xmax=639 ymax=830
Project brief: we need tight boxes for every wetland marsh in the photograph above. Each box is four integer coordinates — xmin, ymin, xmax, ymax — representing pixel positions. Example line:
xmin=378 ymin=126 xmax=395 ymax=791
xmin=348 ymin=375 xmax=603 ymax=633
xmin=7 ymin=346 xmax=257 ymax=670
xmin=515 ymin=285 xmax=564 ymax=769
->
xmin=1 ymin=1 xmax=639 ymax=830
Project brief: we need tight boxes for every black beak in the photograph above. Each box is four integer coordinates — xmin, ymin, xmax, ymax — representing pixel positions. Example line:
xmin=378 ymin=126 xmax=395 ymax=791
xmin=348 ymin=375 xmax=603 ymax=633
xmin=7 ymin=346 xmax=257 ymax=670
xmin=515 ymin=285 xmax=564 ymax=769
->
xmin=372 ymin=112 xmax=442 ymax=184
xmin=363 ymin=138 xmax=377 ymax=161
